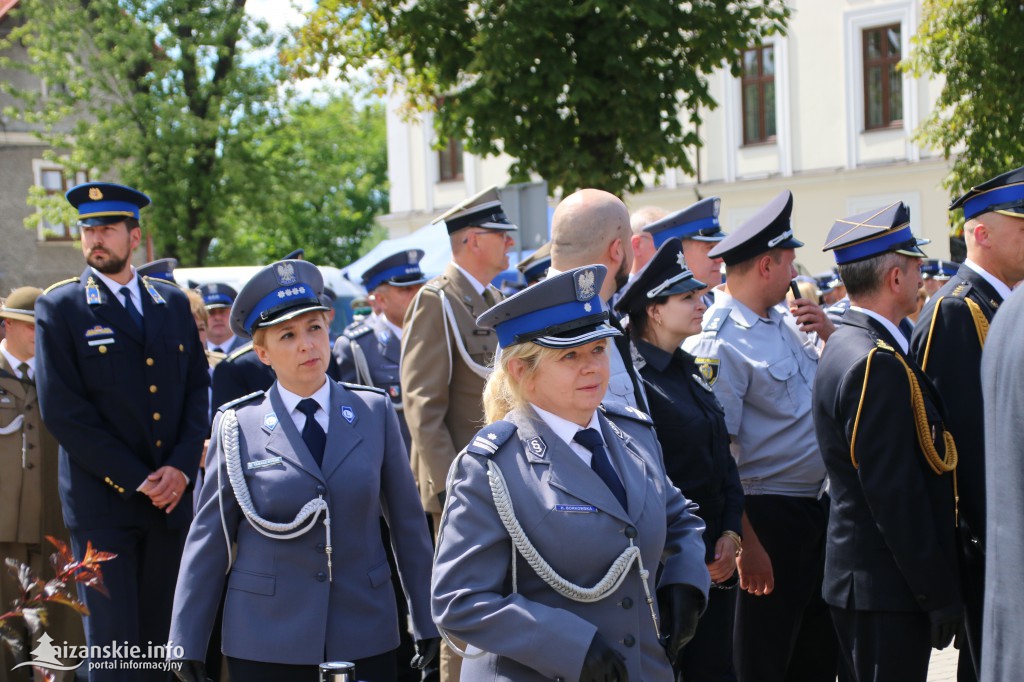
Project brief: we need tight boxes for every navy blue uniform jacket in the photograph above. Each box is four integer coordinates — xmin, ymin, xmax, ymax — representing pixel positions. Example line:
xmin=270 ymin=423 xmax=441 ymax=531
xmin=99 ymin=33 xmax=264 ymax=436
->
xmin=910 ymin=264 xmax=1002 ymax=546
xmin=35 ymin=268 xmax=210 ymax=529
xmin=812 ymin=311 xmax=960 ymax=614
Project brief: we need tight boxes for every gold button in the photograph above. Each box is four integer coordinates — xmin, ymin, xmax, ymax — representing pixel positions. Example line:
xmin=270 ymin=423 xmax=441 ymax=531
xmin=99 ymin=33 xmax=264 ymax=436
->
xmin=153 ymin=412 xmax=161 ymax=421
xmin=146 ymin=358 xmax=155 ymax=366
xmin=99 ymin=346 xmax=108 ymax=354
xmin=179 ymin=344 xmax=184 ymax=352
xmin=156 ymin=440 xmax=162 ymax=448
xmin=149 ymin=385 xmax=158 ymax=394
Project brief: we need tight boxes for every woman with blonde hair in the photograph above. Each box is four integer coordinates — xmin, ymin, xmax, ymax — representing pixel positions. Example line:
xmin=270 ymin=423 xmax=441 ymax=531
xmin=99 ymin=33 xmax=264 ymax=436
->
xmin=432 ymin=264 xmax=710 ymax=682
xmin=169 ymin=260 xmax=438 ymax=682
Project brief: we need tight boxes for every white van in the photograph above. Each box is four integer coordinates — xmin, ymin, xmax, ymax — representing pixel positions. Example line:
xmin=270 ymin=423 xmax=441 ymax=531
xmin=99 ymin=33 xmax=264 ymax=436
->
xmin=173 ymin=265 xmax=367 ymax=338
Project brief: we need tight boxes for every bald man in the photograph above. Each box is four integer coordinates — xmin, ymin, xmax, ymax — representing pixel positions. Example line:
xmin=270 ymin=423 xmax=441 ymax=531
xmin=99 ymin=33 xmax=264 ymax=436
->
xmin=550 ymin=189 xmax=647 ymax=410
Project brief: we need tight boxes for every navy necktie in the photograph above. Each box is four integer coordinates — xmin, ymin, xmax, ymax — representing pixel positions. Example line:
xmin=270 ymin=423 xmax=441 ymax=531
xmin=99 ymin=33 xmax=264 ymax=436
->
xmin=119 ymin=286 xmax=143 ymax=331
xmin=297 ymin=398 xmax=326 ymax=468
xmin=574 ymin=427 xmax=627 ymax=509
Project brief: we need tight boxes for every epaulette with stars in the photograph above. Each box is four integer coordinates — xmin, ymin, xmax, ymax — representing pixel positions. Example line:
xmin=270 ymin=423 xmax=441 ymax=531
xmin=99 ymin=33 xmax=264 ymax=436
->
xmin=343 ymin=325 xmax=372 ymax=339
xmin=702 ymin=307 xmax=731 ymax=336
xmin=465 ymin=421 xmax=518 ymax=457
xmin=600 ymin=401 xmax=653 ymax=425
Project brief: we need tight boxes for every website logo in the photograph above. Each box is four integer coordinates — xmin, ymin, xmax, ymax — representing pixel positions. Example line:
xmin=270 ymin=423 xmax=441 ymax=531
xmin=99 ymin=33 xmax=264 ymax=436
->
xmin=11 ymin=632 xmax=83 ymax=673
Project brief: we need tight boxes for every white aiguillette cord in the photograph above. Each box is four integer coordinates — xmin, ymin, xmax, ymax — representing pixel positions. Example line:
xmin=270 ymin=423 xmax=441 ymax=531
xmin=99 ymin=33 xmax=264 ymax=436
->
xmin=436 ymin=453 xmax=660 ymax=659
xmin=216 ymin=409 xmax=333 ymax=580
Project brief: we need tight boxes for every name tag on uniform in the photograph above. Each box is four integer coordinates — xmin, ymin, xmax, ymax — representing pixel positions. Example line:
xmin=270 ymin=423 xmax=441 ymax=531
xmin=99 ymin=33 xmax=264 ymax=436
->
xmin=555 ymin=504 xmax=598 ymax=513
xmin=87 ymin=338 xmax=115 ymax=346
xmin=247 ymin=456 xmax=283 ymax=470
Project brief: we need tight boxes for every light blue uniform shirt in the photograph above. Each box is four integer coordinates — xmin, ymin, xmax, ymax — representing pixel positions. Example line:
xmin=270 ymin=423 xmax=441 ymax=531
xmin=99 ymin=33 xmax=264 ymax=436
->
xmin=683 ymin=288 xmax=825 ymax=497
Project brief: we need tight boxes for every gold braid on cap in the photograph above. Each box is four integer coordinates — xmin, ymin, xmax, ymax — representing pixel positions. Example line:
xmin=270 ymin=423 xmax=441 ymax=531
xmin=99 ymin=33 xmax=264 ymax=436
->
xmin=850 ymin=340 xmax=959 ymax=521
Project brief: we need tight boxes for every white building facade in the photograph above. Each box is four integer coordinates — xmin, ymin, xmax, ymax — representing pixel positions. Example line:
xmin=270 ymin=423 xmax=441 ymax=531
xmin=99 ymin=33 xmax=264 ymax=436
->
xmin=379 ymin=0 xmax=953 ymax=275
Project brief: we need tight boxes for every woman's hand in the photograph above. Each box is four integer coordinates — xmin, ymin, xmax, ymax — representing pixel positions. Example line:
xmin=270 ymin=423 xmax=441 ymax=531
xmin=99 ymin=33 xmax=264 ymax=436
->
xmin=707 ymin=535 xmax=738 ymax=584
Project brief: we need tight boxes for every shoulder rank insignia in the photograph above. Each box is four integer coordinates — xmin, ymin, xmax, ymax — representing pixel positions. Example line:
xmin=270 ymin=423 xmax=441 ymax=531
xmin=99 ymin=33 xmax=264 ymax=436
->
xmin=951 ymin=282 xmax=971 ymax=299
xmin=874 ymin=338 xmax=895 ymax=353
xmin=339 ymin=381 xmax=387 ymax=396
xmin=219 ymin=390 xmax=265 ymax=412
xmin=344 ymin=325 xmax=371 ymax=339
xmin=466 ymin=420 xmax=518 ymax=457
xmin=142 ymin=277 xmax=166 ymax=305
xmin=600 ymin=401 xmax=652 ymax=424
xmin=85 ymin=277 xmax=102 ymax=305
xmin=43 ymin=277 xmax=80 ymax=295
xmin=695 ymin=357 xmax=720 ymax=386
xmin=703 ymin=307 xmax=731 ymax=335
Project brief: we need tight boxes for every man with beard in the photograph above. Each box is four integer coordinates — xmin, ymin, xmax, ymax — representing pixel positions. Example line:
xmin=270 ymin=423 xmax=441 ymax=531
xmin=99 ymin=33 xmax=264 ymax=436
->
xmin=549 ymin=188 xmax=648 ymax=410
xmin=35 ymin=182 xmax=209 ymax=680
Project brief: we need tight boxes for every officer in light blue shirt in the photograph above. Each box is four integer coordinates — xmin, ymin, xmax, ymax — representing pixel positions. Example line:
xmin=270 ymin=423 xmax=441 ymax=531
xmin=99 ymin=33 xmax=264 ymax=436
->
xmin=682 ymin=189 xmax=839 ymax=682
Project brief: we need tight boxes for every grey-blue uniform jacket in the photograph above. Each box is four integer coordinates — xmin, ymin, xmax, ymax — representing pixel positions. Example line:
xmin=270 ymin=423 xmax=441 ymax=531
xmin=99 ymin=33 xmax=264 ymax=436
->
xmin=432 ymin=402 xmax=710 ymax=682
xmin=168 ymin=380 xmax=437 ymax=665
xmin=35 ymin=268 xmax=209 ymax=530
xmin=332 ymin=315 xmax=409 ymax=447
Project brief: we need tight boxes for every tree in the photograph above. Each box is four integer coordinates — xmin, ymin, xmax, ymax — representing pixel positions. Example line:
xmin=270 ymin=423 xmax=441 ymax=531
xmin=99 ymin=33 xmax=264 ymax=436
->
xmin=208 ymin=93 xmax=389 ymax=267
xmin=289 ymin=0 xmax=789 ymax=197
xmin=1 ymin=0 xmax=287 ymax=264
xmin=904 ymin=0 xmax=1024 ymax=205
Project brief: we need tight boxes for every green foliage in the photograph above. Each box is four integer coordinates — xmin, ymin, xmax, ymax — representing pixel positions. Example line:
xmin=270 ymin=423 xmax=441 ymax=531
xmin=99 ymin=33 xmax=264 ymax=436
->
xmin=0 ymin=0 xmax=388 ymax=266
xmin=208 ymin=94 xmax=389 ymax=267
xmin=288 ymin=0 xmax=789 ymax=197
xmin=905 ymin=0 xmax=1024 ymax=211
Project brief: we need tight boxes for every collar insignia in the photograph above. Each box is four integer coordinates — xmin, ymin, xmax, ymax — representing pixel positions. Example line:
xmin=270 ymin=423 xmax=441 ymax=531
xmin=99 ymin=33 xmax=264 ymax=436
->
xmin=85 ymin=277 xmax=101 ymax=306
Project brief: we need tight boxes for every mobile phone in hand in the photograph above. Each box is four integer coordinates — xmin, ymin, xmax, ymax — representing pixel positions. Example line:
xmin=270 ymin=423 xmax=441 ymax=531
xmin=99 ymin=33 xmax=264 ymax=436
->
xmin=789 ymin=280 xmax=802 ymax=301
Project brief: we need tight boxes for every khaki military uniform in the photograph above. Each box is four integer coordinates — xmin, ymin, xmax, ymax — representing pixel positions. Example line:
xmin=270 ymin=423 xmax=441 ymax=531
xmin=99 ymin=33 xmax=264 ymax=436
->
xmin=0 ymin=354 xmax=84 ymax=681
xmin=400 ymin=263 xmax=501 ymax=682
xmin=400 ymin=263 xmax=501 ymax=516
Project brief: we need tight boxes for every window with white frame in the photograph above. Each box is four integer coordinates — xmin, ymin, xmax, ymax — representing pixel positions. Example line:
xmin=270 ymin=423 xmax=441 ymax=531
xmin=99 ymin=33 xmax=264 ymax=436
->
xmin=862 ymin=24 xmax=903 ymax=130
xmin=33 ymin=162 xmax=89 ymax=241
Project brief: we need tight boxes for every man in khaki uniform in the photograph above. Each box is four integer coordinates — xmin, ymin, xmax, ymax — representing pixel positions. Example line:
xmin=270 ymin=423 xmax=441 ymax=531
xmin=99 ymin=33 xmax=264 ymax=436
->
xmin=401 ymin=186 xmax=516 ymax=682
xmin=0 ymin=287 xmax=84 ymax=681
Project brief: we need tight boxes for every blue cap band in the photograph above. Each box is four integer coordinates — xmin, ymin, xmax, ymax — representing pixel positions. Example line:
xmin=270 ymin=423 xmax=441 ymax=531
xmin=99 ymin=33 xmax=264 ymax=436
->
xmin=365 ymin=264 xmax=423 ymax=292
xmin=651 ymin=216 xmax=720 ymax=246
xmin=204 ymin=293 xmax=234 ymax=307
xmin=76 ymin=199 xmax=141 ymax=221
xmin=495 ymin=298 xmax=602 ymax=348
xmin=962 ymin=184 xmax=1024 ymax=220
xmin=833 ymin=224 xmax=917 ymax=264
xmin=243 ymin=284 xmax=320 ymax=333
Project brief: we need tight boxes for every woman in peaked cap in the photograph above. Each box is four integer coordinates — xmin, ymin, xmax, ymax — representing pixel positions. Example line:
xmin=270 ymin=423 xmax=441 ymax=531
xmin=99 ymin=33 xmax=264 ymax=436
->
xmin=431 ymin=264 xmax=711 ymax=682
xmin=168 ymin=260 xmax=438 ymax=682
xmin=615 ymin=238 xmax=744 ymax=682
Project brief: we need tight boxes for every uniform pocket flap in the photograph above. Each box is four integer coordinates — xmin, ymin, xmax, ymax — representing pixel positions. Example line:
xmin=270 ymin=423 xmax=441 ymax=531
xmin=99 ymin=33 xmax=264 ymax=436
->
xmin=767 ymin=356 xmax=797 ymax=381
xmin=367 ymin=560 xmax=392 ymax=588
xmin=228 ymin=568 xmax=276 ymax=596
